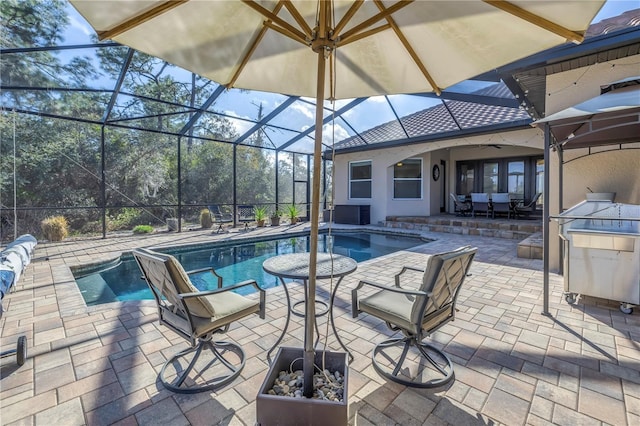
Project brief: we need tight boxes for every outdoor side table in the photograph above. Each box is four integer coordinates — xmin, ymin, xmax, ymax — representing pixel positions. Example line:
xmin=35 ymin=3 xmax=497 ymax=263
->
xmin=262 ymin=252 xmax=357 ymax=364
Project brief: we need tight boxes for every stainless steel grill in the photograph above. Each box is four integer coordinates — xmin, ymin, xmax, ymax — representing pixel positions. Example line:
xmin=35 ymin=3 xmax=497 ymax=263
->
xmin=558 ymin=198 xmax=640 ymax=314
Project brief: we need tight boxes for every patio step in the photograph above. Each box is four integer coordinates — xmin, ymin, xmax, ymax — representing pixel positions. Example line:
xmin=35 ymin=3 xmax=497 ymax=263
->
xmin=384 ymin=215 xmax=542 ymax=259
xmin=516 ymin=232 xmax=543 ymax=260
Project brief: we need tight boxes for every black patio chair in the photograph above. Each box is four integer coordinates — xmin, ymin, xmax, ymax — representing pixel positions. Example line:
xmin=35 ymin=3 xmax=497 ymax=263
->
xmin=450 ymin=193 xmax=471 ymax=216
xmin=470 ymin=193 xmax=490 ymax=218
xmin=208 ymin=205 xmax=233 ymax=233
xmin=491 ymin=193 xmax=511 ymax=219
xmin=514 ymin=193 xmax=542 ymax=219
xmin=237 ymin=205 xmax=255 ymax=231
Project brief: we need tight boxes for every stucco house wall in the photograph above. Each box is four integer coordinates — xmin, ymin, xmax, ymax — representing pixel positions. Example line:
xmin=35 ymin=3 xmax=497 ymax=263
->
xmin=332 ymin=127 xmax=543 ymax=224
xmin=331 ymin=53 xmax=639 ymax=274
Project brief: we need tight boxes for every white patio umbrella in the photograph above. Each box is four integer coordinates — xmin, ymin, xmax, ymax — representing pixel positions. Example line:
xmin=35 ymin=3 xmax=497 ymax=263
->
xmin=70 ymin=0 xmax=604 ymax=397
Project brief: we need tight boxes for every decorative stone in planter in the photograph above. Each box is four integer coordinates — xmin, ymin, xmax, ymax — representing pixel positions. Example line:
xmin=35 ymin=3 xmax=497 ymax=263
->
xmin=166 ymin=218 xmax=179 ymax=231
xmin=256 ymin=347 xmax=348 ymax=426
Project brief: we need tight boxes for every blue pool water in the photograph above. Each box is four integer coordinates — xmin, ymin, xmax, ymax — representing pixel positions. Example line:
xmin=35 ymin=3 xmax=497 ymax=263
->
xmin=74 ymin=232 xmax=425 ymax=305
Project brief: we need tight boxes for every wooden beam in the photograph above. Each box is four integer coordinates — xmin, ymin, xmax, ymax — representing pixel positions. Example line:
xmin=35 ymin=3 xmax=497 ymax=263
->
xmin=98 ymin=0 xmax=189 ymax=40
xmin=373 ymin=0 xmax=441 ymax=95
xmin=483 ymin=0 xmax=584 ymax=43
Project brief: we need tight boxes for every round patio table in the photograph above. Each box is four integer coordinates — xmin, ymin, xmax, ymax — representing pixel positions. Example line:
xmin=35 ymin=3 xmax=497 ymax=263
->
xmin=262 ymin=252 xmax=357 ymax=364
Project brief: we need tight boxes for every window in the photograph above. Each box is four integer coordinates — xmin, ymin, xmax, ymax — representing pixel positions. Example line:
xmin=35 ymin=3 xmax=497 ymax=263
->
xmin=536 ymin=159 xmax=544 ymax=207
xmin=483 ymin=162 xmax=499 ymax=194
xmin=394 ymin=158 xmax=422 ymax=199
xmin=459 ymin=163 xmax=475 ymax=195
xmin=456 ymin=155 xmax=542 ymax=202
xmin=349 ymin=160 xmax=371 ymax=199
xmin=508 ymin=160 xmax=525 ymax=197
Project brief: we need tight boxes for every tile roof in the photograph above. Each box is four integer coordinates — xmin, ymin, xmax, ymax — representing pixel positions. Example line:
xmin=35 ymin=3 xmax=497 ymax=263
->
xmin=586 ymin=8 xmax=640 ymax=37
xmin=334 ymin=83 xmax=531 ymax=151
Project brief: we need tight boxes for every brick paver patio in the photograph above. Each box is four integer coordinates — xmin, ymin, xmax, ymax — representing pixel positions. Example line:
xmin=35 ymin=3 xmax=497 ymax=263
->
xmin=1 ymin=223 xmax=638 ymax=425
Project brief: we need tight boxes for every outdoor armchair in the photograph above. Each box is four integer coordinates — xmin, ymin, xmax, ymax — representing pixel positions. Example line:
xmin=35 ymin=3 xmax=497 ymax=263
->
xmin=352 ymin=246 xmax=477 ymax=388
xmin=237 ymin=205 xmax=255 ymax=231
xmin=470 ymin=193 xmax=490 ymax=218
xmin=491 ymin=193 xmax=511 ymax=219
xmin=208 ymin=205 xmax=233 ymax=233
xmin=133 ymin=248 xmax=265 ymax=393
xmin=450 ymin=193 xmax=471 ymax=216
xmin=514 ymin=193 xmax=541 ymax=218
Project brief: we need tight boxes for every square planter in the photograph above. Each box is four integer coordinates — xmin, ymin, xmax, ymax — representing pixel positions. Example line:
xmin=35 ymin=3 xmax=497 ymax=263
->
xmin=256 ymin=347 xmax=348 ymax=426
xmin=166 ymin=218 xmax=179 ymax=231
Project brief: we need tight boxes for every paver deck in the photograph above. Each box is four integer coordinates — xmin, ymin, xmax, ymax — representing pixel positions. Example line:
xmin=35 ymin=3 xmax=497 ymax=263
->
xmin=1 ymin=222 xmax=638 ymax=425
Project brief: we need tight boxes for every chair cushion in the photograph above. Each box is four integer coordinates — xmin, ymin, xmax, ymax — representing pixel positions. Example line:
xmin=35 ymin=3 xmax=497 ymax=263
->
xmin=192 ymin=292 xmax=260 ymax=336
xmin=359 ymin=290 xmax=420 ymax=335
xmin=148 ymin=250 xmax=218 ymax=318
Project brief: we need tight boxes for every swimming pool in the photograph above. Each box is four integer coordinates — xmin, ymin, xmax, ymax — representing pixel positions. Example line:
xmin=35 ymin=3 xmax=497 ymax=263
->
xmin=74 ymin=231 xmax=426 ymax=305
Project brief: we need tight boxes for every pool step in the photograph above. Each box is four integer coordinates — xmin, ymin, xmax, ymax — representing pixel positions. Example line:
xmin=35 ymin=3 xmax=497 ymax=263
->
xmin=384 ymin=215 xmax=543 ymax=259
xmin=75 ymin=274 xmax=118 ymax=305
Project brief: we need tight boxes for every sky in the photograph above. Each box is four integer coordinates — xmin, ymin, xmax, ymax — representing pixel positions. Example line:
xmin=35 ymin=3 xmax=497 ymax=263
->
xmin=54 ymin=0 xmax=640 ymax=151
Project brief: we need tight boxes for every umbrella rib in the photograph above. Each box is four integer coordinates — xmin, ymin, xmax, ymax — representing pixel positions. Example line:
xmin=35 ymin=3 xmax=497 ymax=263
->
xmin=339 ymin=0 xmax=413 ymax=42
xmin=263 ymin=21 xmax=308 ymax=46
xmin=483 ymin=0 xmax=584 ymax=43
xmin=242 ymin=0 xmax=308 ymax=43
xmin=227 ymin=1 xmax=286 ymax=89
xmin=338 ymin=23 xmax=391 ymax=47
xmin=283 ymin=1 xmax=313 ymax=39
xmin=373 ymin=0 xmax=442 ymax=95
xmin=97 ymin=0 xmax=189 ymax=41
xmin=333 ymin=0 xmax=365 ymax=39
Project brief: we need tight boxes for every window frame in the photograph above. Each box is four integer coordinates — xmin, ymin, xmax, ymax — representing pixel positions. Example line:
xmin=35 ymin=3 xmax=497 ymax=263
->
xmin=349 ymin=160 xmax=372 ymax=200
xmin=455 ymin=155 xmax=542 ymax=203
xmin=393 ymin=158 xmax=423 ymax=200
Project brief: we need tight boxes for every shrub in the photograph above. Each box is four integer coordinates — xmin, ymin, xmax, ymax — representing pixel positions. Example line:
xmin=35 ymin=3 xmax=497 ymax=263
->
xmin=132 ymin=224 xmax=154 ymax=234
xmin=199 ymin=208 xmax=213 ymax=228
xmin=286 ymin=204 xmax=301 ymax=224
xmin=254 ymin=206 xmax=268 ymax=221
xmin=110 ymin=208 xmax=145 ymax=230
xmin=41 ymin=216 xmax=69 ymax=241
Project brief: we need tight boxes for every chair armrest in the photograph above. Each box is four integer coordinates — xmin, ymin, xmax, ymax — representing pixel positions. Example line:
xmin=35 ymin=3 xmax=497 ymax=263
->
xmin=187 ymin=267 xmax=224 ymax=288
xmin=357 ymin=280 xmax=427 ymax=296
xmin=179 ymin=279 xmax=263 ymax=298
xmin=186 ymin=267 xmax=215 ymax=275
xmin=394 ymin=266 xmax=424 ymax=287
xmin=180 ymin=279 xmax=266 ymax=320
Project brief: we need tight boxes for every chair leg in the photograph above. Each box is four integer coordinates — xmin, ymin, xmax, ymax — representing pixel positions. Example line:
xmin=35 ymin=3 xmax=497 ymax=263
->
xmin=371 ymin=335 xmax=454 ymax=388
xmin=159 ymin=339 xmax=245 ymax=393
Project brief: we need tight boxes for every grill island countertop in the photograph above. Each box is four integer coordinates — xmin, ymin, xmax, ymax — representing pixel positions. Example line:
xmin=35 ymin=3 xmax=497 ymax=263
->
xmin=557 ymin=199 xmax=640 ymax=314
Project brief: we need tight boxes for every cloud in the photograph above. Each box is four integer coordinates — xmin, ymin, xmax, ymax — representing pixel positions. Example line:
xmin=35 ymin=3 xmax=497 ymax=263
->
xmin=322 ymin=123 xmax=350 ymax=144
xmin=291 ymin=102 xmax=314 ymax=119
xmin=223 ymin=110 xmax=253 ymax=135
xmin=69 ymin=15 xmax=92 ymax=36
xmin=367 ymin=95 xmax=387 ymax=103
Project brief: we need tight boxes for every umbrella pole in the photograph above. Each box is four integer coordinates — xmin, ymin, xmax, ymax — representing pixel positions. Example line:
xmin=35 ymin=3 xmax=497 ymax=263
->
xmin=302 ymin=48 xmax=326 ymax=399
